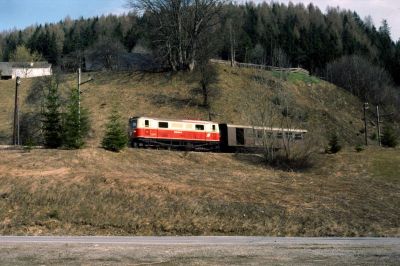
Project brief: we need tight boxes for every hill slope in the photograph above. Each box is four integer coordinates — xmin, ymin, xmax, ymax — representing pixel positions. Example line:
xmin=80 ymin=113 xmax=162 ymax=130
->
xmin=0 ymin=65 xmax=398 ymax=236
xmin=0 ymin=147 xmax=399 ymax=236
xmin=0 ymin=64 xmax=369 ymax=146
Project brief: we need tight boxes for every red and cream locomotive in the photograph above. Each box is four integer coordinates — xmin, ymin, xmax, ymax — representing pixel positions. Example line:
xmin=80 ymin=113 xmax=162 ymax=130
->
xmin=129 ymin=116 xmax=220 ymax=150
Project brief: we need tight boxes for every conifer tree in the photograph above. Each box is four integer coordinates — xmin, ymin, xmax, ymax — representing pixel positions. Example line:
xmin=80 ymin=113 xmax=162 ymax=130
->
xmin=63 ymin=87 xmax=90 ymax=149
xmin=101 ymin=108 xmax=128 ymax=152
xmin=42 ymin=78 xmax=63 ymax=148
xmin=328 ymin=133 xmax=341 ymax=153
xmin=381 ymin=124 xmax=398 ymax=148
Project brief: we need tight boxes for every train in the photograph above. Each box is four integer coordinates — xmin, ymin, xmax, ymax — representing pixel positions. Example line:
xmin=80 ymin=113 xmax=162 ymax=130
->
xmin=128 ymin=116 xmax=308 ymax=152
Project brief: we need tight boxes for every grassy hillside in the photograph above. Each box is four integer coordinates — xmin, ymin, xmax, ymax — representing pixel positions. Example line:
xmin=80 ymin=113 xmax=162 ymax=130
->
xmin=0 ymin=147 xmax=398 ymax=236
xmin=0 ymin=65 xmax=398 ymax=236
xmin=0 ymin=64 xmax=370 ymax=146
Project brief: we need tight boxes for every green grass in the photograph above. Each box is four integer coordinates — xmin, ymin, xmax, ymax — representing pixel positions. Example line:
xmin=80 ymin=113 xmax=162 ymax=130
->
xmin=272 ymin=71 xmax=320 ymax=84
xmin=370 ymin=148 xmax=400 ymax=183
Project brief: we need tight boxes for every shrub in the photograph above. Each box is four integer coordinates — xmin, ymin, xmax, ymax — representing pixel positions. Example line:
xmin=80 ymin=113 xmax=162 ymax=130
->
xmin=355 ymin=144 xmax=364 ymax=152
xmin=23 ymin=137 xmax=34 ymax=152
xmin=47 ymin=209 xmax=59 ymax=219
xmin=328 ymin=133 xmax=341 ymax=153
xmin=102 ymin=108 xmax=128 ymax=152
xmin=271 ymin=96 xmax=281 ymax=105
xmin=381 ymin=124 xmax=398 ymax=147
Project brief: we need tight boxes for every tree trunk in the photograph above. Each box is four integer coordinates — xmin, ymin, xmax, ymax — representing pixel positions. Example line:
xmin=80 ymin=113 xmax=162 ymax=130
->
xmin=202 ymin=83 xmax=208 ymax=107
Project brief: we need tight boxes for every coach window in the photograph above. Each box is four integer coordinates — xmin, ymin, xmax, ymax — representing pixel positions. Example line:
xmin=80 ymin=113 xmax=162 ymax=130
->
xmin=295 ymin=133 xmax=303 ymax=140
xmin=159 ymin=122 xmax=168 ymax=128
xmin=145 ymin=120 xmax=149 ymax=127
xmin=195 ymin=125 xmax=204 ymax=130
xmin=277 ymin=132 xmax=283 ymax=139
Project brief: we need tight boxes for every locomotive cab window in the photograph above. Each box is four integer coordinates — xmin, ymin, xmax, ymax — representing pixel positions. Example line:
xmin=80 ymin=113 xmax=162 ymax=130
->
xmin=212 ymin=125 xmax=216 ymax=131
xmin=130 ymin=119 xmax=137 ymax=128
xmin=159 ymin=122 xmax=168 ymax=128
xmin=145 ymin=120 xmax=149 ymax=127
xmin=195 ymin=125 xmax=204 ymax=130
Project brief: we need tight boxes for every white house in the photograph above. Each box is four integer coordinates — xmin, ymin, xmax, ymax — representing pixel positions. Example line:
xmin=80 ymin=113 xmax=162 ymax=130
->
xmin=0 ymin=62 xmax=52 ymax=80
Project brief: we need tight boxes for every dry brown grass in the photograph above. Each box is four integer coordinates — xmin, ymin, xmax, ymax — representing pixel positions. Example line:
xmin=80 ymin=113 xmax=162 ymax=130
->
xmin=0 ymin=65 xmax=368 ymax=146
xmin=0 ymin=146 xmax=398 ymax=236
xmin=0 ymin=66 xmax=396 ymax=236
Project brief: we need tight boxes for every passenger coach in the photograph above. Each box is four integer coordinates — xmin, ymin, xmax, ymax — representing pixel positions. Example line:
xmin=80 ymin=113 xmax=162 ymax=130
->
xmin=129 ymin=116 xmax=220 ymax=150
xmin=219 ymin=123 xmax=308 ymax=152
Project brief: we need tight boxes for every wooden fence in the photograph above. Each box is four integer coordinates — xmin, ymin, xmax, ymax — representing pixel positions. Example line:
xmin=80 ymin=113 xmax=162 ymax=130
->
xmin=210 ymin=59 xmax=309 ymax=75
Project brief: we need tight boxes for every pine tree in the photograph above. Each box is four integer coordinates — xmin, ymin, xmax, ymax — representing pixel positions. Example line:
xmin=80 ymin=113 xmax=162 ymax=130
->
xmin=328 ymin=133 xmax=341 ymax=153
xmin=101 ymin=108 xmax=128 ymax=152
xmin=42 ymin=79 xmax=63 ymax=148
xmin=381 ymin=124 xmax=398 ymax=148
xmin=63 ymin=87 xmax=90 ymax=149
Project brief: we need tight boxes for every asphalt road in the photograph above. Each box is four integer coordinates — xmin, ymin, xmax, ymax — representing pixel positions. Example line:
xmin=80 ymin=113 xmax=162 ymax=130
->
xmin=1 ymin=237 xmax=399 ymax=265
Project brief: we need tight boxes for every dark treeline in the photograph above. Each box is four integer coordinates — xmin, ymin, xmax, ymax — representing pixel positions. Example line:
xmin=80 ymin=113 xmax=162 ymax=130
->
xmin=216 ymin=2 xmax=400 ymax=84
xmin=0 ymin=14 xmax=143 ymax=70
xmin=0 ymin=2 xmax=399 ymax=84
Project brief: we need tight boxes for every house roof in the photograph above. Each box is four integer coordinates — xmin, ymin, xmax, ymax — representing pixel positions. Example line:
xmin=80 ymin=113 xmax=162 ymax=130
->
xmin=0 ymin=61 xmax=51 ymax=69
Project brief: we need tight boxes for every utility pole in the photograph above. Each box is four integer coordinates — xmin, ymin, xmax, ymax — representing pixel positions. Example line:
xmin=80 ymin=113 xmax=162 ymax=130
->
xmin=76 ymin=67 xmax=93 ymax=132
xmin=363 ymin=102 xmax=369 ymax=146
xmin=77 ymin=67 xmax=81 ymax=124
xmin=229 ymin=22 xmax=235 ymax=67
xmin=376 ymin=105 xmax=381 ymax=146
xmin=13 ymin=76 xmax=21 ymax=146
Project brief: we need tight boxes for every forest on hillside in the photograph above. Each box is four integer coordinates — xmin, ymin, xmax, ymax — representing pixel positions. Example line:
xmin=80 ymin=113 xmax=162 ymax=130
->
xmin=0 ymin=2 xmax=399 ymax=80
xmin=1 ymin=1 xmax=400 ymax=112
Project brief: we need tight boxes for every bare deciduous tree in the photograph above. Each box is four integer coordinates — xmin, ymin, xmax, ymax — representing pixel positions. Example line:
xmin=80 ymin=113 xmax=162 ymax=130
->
xmin=326 ymin=55 xmax=393 ymax=102
xmin=86 ymin=36 xmax=126 ymax=70
xmin=127 ymin=0 xmax=225 ymax=71
xmin=240 ymin=72 xmax=280 ymax=163
xmin=241 ymin=70 xmax=318 ymax=169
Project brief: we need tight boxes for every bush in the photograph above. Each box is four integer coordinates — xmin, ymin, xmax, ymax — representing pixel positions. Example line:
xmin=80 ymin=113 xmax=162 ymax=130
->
xmin=23 ymin=137 xmax=34 ymax=152
xmin=381 ymin=124 xmax=398 ymax=147
xmin=355 ymin=144 xmax=364 ymax=152
xmin=47 ymin=209 xmax=59 ymax=219
xmin=328 ymin=133 xmax=341 ymax=153
xmin=20 ymin=112 xmax=43 ymax=146
xmin=102 ymin=109 xmax=128 ymax=152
